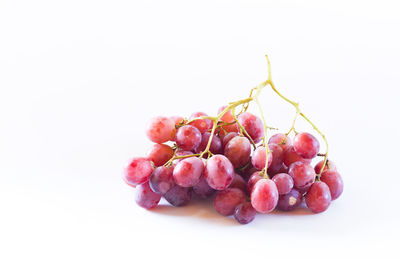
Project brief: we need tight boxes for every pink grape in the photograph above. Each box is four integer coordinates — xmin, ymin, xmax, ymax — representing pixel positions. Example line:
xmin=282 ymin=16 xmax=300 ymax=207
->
xmin=193 ymin=175 xmax=215 ymax=198
xmin=247 ymin=171 xmax=263 ymax=193
xmin=123 ymin=157 xmax=154 ymax=186
xmin=229 ymin=173 xmax=248 ymax=194
xmin=189 ymin=112 xmax=213 ymax=133
xmin=305 ymin=181 xmax=331 ymax=213
xmin=268 ymin=133 xmax=292 ymax=151
xmin=134 ymin=181 xmax=162 ymax=209
xmin=217 ymin=105 xmax=239 ymax=136
xmin=175 ymin=125 xmax=202 ymax=151
xmin=170 ymin=116 xmax=184 ymax=126
xmin=237 ymin=112 xmax=264 ymax=143
xmin=214 ymin=188 xmax=246 ymax=216
xmin=251 ymin=179 xmax=279 ymax=213
xmin=251 ymin=146 xmax=273 ymax=170
xmin=234 ymin=201 xmax=257 ymax=224
xmin=288 ymin=162 xmax=316 ymax=190
xmin=163 ymin=185 xmax=192 ymax=207
xmin=268 ymin=143 xmax=284 ymax=172
xmin=283 ymin=146 xmax=312 ymax=167
xmin=173 ymin=157 xmax=204 ymax=187
xmin=145 ymin=116 xmax=176 ymax=144
xmin=149 ymin=166 xmax=175 ymax=194
xmin=320 ymin=170 xmax=343 ymax=200
xmin=272 ymin=173 xmax=294 ymax=195
xmin=277 ymin=189 xmax=303 ymax=211
xmin=314 ymin=160 xmax=337 ymax=174
xmin=222 ymin=132 xmax=239 ymax=147
xmin=293 ymin=132 xmax=320 ymax=159
xmin=194 ymin=132 xmax=223 ymax=154
xmin=147 ymin=144 xmax=174 ymax=167
xmin=224 ymin=136 xmax=251 ymax=168
xmin=205 ymin=154 xmax=234 ymax=190
xmin=172 ymin=150 xmax=193 ymax=167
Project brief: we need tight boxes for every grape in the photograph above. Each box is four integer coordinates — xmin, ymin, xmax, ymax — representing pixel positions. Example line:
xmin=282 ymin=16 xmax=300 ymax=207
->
xmin=189 ymin=112 xmax=213 ymax=134
xmin=224 ymin=136 xmax=251 ymax=168
xmin=268 ymin=133 xmax=292 ymax=151
xmin=288 ymin=162 xmax=316 ymax=190
xmin=217 ymin=105 xmax=239 ymax=136
xmin=173 ymin=157 xmax=204 ymax=187
xmin=272 ymin=173 xmax=294 ymax=195
xmin=172 ymin=150 xmax=193 ymax=167
xmin=123 ymin=157 xmax=154 ymax=186
xmin=277 ymin=189 xmax=303 ymax=211
xmin=170 ymin=116 xmax=184 ymax=126
xmin=175 ymin=125 xmax=202 ymax=151
xmin=250 ymin=179 xmax=279 ymax=213
xmin=234 ymin=202 xmax=257 ymax=224
xmin=247 ymin=171 xmax=263 ymax=193
xmin=145 ymin=116 xmax=176 ymax=144
xmin=163 ymin=185 xmax=192 ymax=207
xmin=283 ymin=146 xmax=312 ymax=167
xmin=134 ymin=181 xmax=162 ymax=209
xmin=314 ymin=160 xmax=337 ymax=174
xmin=305 ymin=181 xmax=331 ymax=213
xmin=268 ymin=143 xmax=284 ymax=172
xmin=193 ymin=175 xmax=215 ymax=198
xmin=237 ymin=112 xmax=264 ymax=143
xmin=251 ymin=146 xmax=273 ymax=170
xmin=268 ymin=163 xmax=288 ymax=178
xmin=194 ymin=132 xmax=223 ymax=154
xmin=214 ymin=188 xmax=246 ymax=216
xmin=205 ymin=154 xmax=234 ymax=190
xmin=222 ymin=132 xmax=239 ymax=147
xmin=320 ymin=170 xmax=343 ymax=200
xmin=293 ymin=132 xmax=320 ymax=159
xmin=147 ymin=144 xmax=174 ymax=167
xmin=149 ymin=166 xmax=175 ymax=194
xmin=229 ymin=173 xmax=248 ymax=194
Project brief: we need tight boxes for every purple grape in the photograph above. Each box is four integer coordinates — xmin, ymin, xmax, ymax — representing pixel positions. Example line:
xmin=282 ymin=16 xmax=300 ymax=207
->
xmin=214 ymin=188 xmax=246 ymax=216
xmin=277 ymin=189 xmax=303 ymax=211
xmin=134 ymin=181 xmax=162 ymax=209
xmin=149 ymin=166 xmax=175 ymax=194
xmin=234 ymin=202 xmax=257 ymax=224
xmin=193 ymin=175 xmax=215 ymax=198
xmin=163 ymin=185 xmax=192 ymax=207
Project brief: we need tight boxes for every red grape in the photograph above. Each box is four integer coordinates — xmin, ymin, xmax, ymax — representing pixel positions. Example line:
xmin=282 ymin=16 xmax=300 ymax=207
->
xmin=272 ymin=173 xmax=294 ymax=195
xmin=283 ymin=146 xmax=312 ymax=167
xmin=251 ymin=179 xmax=279 ymax=213
xmin=277 ymin=189 xmax=303 ymax=211
xmin=288 ymin=162 xmax=316 ymax=190
xmin=229 ymin=173 xmax=248 ymax=194
xmin=314 ymin=160 xmax=337 ymax=174
xmin=193 ymin=175 xmax=215 ymax=198
xmin=173 ymin=157 xmax=204 ymax=187
xmin=293 ymin=132 xmax=320 ymax=159
xmin=134 ymin=181 xmax=162 ymax=209
xmin=234 ymin=201 xmax=257 ymax=224
xmin=123 ymin=157 xmax=154 ymax=186
xmin=320 ymin=170 xmax=343 ymax=200
xmin=305 ymin=181 xmax=331 ymax=213
xmin=268 ymin=133 xmax=292 ymax=151
xmin=214 ymin=188 xmax=246 ymax=216
xmin=224 ymin=136 xmax=251 ymax=168
xmin=170 ymin=116 xmax=184 ymax=126
xmin=222 ymin=132 xmax=239 ymax=148
xmin=189 ymin=112 xmax=213 ymax=134
xmin=251 ymin=146 xmax=273 ymax=170
xmin=194 ymin=132 xmax=223 ymax=154
xmin=205 ymin=154 xmax=234 ymax=190
xmin=149 ymin=166 xmax=175 ymax=194
xmin=147 ymin=144 xmax=174 ymax=167
xmin=175 ymin=125 xmax=202 ymax=151
xmin=237 ymin=112 xmax=264 ymax=143
xmin=217 ymin=105 xmax=239 ymax=135
xmin=247 ymin=171 xmax=264 ymax=193
xmin=145 ymin=116 xmax=176 ymax=144
xmin=172 ymin=150 xmax=193 ymax=167
xmin=163 ymin=185 xmax=192 ymax=207
xmin=268 ymin=143 xmax=284 ymax=172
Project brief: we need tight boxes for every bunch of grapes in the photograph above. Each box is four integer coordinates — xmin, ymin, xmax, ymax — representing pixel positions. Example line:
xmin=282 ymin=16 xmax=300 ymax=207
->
xmin=122 ymin=56 xmax=343 ymax=224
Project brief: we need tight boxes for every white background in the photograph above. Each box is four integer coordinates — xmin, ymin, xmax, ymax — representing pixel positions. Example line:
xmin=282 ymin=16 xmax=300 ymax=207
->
xmin=1 ymin=0 xmax=399 ymax=258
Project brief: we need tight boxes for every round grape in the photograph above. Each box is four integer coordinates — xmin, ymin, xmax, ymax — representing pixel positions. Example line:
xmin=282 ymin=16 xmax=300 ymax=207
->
xmin=149 ymin=166 xmax=175 ymax=194
xmin=251 ymin=179 xmax=279 ymax=213
xmin=145 ymin=116 xmax=176 ymax=144
xmin=237 ymin=112 xmax=264 ymax=143
xmin=288 ymin=161 xmax=316 ymax=190
xmin=224 ymin=136 xmax=251 ymax=168
xmin=205 ymin=154 xmax=234 ymax=190
xmin=314 ymin=159 xmax=337 ymax=174
xmin=251 ymin=146 xmax=273 ymax=170
xmin=172 ymin=150 xmax=193 ymax=167
xmin=189 ymin=112 xmax=213 ymax=134
xmin=175 ymin=125 xmax=202 ymax=151
xmin=293 ymin=132 xmax=320 ymax=159
xmin=163 ymin=185 xmax=192 ymax=207
xmin=234 ymin=202 xmax=257 ymax=224
xmin=305 ymin=181 xmax=331 ymax=213
xmin=123 ymin=157 xmax=154 ymax=186
xmin=173 ymin=157 xmax=204 ymax=187
xmin=217 ymin=105 xmax=239 ymax=136
xmin=193 ymin=175 xmax=215 ymax=198
xmin=247 ymin=171 xmax=263 ymax=193
xmin=229 ymin=173 xmax=248 ymax=194
xmin=134 ymin=181 xmax=162 ymax=209
xmin=147 ymin=144 xmax=174 ymax=167
xmin=283 ymin=146 xmax=312 ymax=167
xmin=268 ymin=133 xmax=292 ymax=152
xmin=194 ymin=132 xmax=223 ymax=154
xmin=268 ymin=143 xmax=284 ymax=172
xmin=214 ymin=188 xmax=246 ymax=216
xmin=272 ymin=173 xmax=294 ymax=195
xmin=277 ymin=188 xmax=303 ymax=211
xmin=320 ymin=170 xmax=343 ymax=200
xmin=222 ymin=132 xmax=239 ymax=148
xmin=170 ymin=115 xmax=184 ymax=126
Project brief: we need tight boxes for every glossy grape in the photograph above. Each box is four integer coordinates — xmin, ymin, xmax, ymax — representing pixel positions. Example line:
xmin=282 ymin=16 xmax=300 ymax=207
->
xmin=305 ymin=181 xmax=331 ymax=213
xmin=214 ymin=188 xmax=246 ymax=216
xmin=172 ymin=150 xmax=193 ymax=167
xmin=149 ymin=166 xmax=175 ymax=194
xmin=217 ymin=105 xmax=239 ymax=136
xmin=293 ymin=132 xmax=320 ymax=159
xmin=251 ymin=146 xmax=273 ymax=170
xmin=123 ymin=157 xmax=154 ymax=186
xmin=247 ymin=171 xmax=263 ymax=193
xmin=234 ymin=202 xmax=257 ymax=224
xmin=272 ymin=173 xmax=294 ymax=195
xmin=205 ymin=154 xmax=234 ymax=190
xmin=193 ymin=175 xmax=215 ymax=198
xmin=175 ymin=125 xmax=202 ymax=151
xmin=145 ymin=116 xmax=176 ymax=144
xmin=134 ymin=181 xmax=162 ymax=209
xmin=229 ymin=173 xmax=248 ymax=194
xmin=147 ymin=144 xmax=174 ymax=167
xmin=189 ymin=112 xmax=213 ymax=134
xmin=251 ymin=179 xmax=279 ymax=213
xmin=237 ymin=112 xmax=264 ymax=143
xmin=288 ymin=162 xmax=316 ymax=190
xmin=268 ymin=143 xmax=284 ymax=172
xmin=173 ymin=157 xmax=204 ymax=187
xmin=222 ymin=132 xmax=239 ymax=147
xmin=320 ymin=170 xmax=343 ymax=200
xmin=194 ymin=132 xmax=223 ymax=154
xmin=283 ymin=146 xmax=312 ymax=167
xmin=163 ymin=185 xmax=192 ymax=207
xmin=224 ymin=136 xmax=251 ymax=168
xmin=268 ymin=133 xmax=292 ymax=151
xmin=277 ymin=189 xmax=303 ymax=211
xmin=314 ymin=160 xmax=337 ymax=174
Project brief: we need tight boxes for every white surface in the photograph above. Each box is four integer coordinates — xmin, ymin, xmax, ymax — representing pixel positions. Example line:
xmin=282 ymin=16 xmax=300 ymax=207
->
xmin=1 ymin=0 xmax=400 ymax=258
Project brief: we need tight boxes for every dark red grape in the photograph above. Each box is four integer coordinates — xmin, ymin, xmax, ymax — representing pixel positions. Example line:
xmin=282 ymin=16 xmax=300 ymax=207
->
xmin=229 ymin=173 xmax=248 ymax=194
xmin=272 ymin=173 xmax=294 ymax=195
xmin=224 ymin=136 xmax=251 ymax=168
xmin=288 ymin=162 xmax=316 ymax=190
xmin=123 ymin=157 xmax=154 ymax=186
xmin=234 ymin=202 xmax=257 ymax=224
xmin=214 ymin=188 xmax=246 ymax=216
xmin=247 ymin=171 xmax=263 ymax=193
xmin=134 ymin=181 xmax=162 ymax=209
xmin=173 ymin=157 xmax=204 ymax=187
xmin=320 ymin=170 xmax=343 ymax=200
xmin=283 ymin=146 xmax=312 ymax=167
xmin=205 ymin=154 xmax=234 ymax=190
xmin=251 ymin=179 xmax=279 ymax=213
xmin=237 ymin=112 xmax=264 ymax=143
xmin=305 ymin=181 xmax=331 ymax=213
xmin=293 ymin=132 xmax=320 ymax=159
xmin=193 ymin=175 xmax=215 ymax=198
xmin=189 ymin=112 xmax=213 ymax=134
xmin=145 ymin=116 xmax=176 ymax=144
xmin=268 ymin=133 xmax=292 ymax=151
xmin=175 ymin=125 xmax=202 ymax=151
xmin=147 ymin=144 xmax=174 ymax=167
xmin=194 ymin=132 xmax=222 ymax=154
xmin=277 ymin=189 xmax=303 ymax=211
xmin=149 ymin=166 xmax=175 ymax=194
xmin=222 ymin=132 xmax=239 ymax=147
xmin=163 ymin=185 xmax=192 ymax=207
xmin=251 ymin=146 xmax=273 ymax=170
xmin=314 ymin=159 xmax=337 ymax=174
